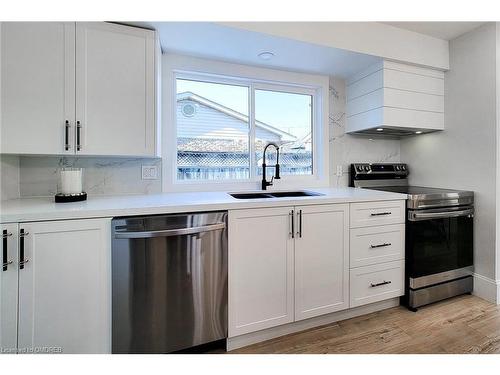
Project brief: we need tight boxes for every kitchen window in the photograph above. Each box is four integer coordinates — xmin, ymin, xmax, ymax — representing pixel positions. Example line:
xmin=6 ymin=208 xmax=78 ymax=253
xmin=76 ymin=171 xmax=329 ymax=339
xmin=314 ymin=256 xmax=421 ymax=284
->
xmin=175 ymin=75 xmax=316 ymax=182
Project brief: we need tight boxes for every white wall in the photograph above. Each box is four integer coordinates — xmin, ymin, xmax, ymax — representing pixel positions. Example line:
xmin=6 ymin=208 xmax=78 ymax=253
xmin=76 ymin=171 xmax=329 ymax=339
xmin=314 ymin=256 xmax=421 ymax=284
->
xmin=496 ymin=23 xmax=500 ymax=297
xmin=401 ymin=23 xmax=498 ymax=301
xmin=221 ymin=22 xmax=449 ymax=70
xmin=329 ymin=77 xmax=400 ymax=187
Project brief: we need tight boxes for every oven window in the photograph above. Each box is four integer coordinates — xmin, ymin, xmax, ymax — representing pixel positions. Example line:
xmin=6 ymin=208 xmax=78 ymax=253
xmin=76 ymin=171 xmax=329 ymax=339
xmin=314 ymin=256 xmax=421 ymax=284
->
xmin=406 ymin=215 xmax=473 ymax=278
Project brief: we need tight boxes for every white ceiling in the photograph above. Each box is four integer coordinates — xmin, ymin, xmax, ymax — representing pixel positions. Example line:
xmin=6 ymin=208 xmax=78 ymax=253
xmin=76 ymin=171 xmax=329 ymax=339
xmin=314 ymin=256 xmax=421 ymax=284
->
xmin=130 ymin=22 xmax=380 ymax=78
xmin=383 ymin=22 xmax=485 ymax=41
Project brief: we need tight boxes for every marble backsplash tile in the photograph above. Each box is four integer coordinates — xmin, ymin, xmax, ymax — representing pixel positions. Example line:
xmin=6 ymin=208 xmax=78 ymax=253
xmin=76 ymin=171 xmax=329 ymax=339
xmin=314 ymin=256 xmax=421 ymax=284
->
xmin=18 ymin=156 xmax=162 ymax=197
xmin=0 ymin=155 xmax=20 ymax=200
xmin=329 ymin=77 xmax=400 ymax=188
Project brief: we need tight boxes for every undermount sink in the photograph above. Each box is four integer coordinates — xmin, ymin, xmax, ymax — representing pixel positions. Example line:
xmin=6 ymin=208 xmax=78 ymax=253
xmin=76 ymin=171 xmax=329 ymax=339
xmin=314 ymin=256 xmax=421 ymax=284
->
xmin=230 ymin=191 xmax=324 ymax=199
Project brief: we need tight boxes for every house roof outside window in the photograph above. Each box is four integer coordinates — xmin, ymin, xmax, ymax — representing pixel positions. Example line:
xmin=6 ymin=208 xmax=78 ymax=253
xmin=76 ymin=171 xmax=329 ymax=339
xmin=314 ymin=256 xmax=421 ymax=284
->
xmin=176 ymin=92 xmax=312 ymax=171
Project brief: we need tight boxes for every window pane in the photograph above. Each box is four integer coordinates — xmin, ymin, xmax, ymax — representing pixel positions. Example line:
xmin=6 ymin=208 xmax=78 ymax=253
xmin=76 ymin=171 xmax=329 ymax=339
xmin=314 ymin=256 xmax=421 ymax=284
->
xmin=176 ymin=79 xmax=250 ymax=180
xmin=254 ymin=89 xmax=313 ymax=176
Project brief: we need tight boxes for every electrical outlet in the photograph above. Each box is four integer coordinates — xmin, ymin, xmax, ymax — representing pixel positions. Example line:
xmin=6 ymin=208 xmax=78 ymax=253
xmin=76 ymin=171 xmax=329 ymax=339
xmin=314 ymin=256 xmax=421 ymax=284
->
xmin=142 ymin=165 xmax=158 ymax=180
xmin=336 ymin=165 xmax=343 ymax=177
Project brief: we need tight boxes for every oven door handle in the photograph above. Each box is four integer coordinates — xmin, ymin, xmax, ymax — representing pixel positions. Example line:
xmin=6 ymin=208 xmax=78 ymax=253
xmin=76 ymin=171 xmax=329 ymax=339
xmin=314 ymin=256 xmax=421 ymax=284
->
xmin=408 ymin=208 xmax=474 ymax=221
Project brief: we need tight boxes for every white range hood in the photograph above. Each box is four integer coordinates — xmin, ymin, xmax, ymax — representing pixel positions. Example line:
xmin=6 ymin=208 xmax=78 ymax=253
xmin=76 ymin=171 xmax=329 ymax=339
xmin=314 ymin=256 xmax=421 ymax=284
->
xmin=345 ymin=60 xmax=445 ymax=137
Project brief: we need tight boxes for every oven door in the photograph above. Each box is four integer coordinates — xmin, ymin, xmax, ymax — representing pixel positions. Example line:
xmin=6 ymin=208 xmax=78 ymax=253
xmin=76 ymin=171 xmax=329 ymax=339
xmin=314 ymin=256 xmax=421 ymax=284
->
xmin=406 ymin=206 xmax=473 ymax=279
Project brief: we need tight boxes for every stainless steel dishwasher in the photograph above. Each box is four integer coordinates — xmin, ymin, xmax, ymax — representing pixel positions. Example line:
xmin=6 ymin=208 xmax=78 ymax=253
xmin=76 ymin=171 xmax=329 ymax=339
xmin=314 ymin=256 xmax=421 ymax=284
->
xmin=111 ymin=212 xmax=227 ymax=353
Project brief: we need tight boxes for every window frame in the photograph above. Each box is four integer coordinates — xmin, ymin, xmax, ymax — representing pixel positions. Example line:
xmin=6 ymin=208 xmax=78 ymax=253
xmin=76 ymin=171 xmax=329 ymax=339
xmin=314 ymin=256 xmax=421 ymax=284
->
xmin=163 ymin=54 xmax=329 ymax=192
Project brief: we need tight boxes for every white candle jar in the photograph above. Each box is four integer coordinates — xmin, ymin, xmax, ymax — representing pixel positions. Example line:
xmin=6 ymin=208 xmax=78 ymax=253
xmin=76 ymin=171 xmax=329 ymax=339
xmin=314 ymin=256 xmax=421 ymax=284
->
xmin=59 ymin=168 xmax=83 ymax=195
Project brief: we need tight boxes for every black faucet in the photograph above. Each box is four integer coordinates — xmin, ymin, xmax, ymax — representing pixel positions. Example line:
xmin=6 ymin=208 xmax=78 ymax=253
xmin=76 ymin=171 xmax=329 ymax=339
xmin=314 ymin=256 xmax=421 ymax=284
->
xmin=261 ymin=142 xmax=281 ymax=190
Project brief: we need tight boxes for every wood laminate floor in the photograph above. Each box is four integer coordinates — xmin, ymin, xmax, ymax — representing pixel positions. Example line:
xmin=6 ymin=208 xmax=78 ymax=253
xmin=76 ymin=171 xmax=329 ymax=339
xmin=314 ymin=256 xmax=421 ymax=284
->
xmin=231 ymin=295 xmax=500 ymax=354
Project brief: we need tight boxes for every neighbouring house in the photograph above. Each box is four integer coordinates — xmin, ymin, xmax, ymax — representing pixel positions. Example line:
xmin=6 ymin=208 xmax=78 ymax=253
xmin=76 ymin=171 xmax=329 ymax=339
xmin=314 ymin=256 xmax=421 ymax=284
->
xmin=176 ymin=92 xmax=313 ymax=180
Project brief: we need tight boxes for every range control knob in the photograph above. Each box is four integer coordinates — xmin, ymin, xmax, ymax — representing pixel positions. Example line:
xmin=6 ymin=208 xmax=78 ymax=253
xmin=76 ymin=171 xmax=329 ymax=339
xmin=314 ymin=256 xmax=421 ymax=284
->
xmin=364 ymin=165 xmax=370 ymax=172
xmin=401 ymin=165 xmax=406 ymax=171
xmin=357 ymin=165 xmax=363 ymax=172
xmin=395 ymin=165 xmax=401 ymax=171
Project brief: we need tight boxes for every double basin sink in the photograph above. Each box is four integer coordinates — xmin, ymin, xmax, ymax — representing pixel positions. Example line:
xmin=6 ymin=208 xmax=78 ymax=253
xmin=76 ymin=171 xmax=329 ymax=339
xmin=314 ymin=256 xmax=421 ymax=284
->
xmin=230 ymin=190 xmax=324 ymax=199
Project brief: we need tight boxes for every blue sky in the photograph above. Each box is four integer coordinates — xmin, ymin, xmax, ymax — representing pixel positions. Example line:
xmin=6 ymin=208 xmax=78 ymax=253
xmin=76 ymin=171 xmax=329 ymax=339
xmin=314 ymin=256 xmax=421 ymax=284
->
xmin=177 ymin=79 xmax=312 ymax=138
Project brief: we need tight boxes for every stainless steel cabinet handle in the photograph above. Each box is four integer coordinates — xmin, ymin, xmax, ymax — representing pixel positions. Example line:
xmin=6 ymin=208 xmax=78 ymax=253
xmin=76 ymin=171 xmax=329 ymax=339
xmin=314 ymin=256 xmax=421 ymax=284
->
xmin=64 ymin=120 xmax=71 ymax=151
xmin=114 ymin=223 xmax=226 ymax=239
xmin=370 ymin=280 xmax=392 ymax=287
xmin=2 ymin=230 xmax=13 ymax=271
xmin=19 ymin=229 xmax=28 ymax=270
xmin=289 ymin=210 xmax=295 ymax=239
xmin=370 ymin=243 xmax=392 ymax=249
xmin=76 ymin=121 xmax=82 ymax=151
xmin=370 ymin=212 xmax=392 ymax=217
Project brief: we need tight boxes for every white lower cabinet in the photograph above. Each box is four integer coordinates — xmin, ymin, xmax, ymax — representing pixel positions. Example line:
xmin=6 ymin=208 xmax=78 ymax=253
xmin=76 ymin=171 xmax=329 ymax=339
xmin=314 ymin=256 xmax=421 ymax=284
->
xmin=0 ymin=218 xmax=111 ymax=354
xmin=228 ymin=203 xmax=350 ymax=336
xmin=228 ymin=207 xmax=295 ymax=337
xmin=0 ymin=223 xmax=19 ymax=353
xmin=350 ymin=224 xmax=405 ymax=268
xmin=295 ymin=204 xmax=349 ymax=321
xmin=349 ymin=200 xmax=406 ymax=309
xmin=349 ymin=260 xmax=405 ymax=308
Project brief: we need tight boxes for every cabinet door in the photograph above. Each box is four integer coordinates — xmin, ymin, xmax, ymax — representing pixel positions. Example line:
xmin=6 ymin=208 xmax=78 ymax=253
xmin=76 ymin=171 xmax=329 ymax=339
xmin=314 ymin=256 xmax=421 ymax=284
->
xmin=295 ymin=204 xmax=349 ymax=321
xmin=75 ymin=22 xmax=156 ymax=156
xmin=0 ymin=223 xmax=18 ymax=353
xmin=18 ymin=219 xmax=111 ymax=354
xmin=228 ymin=207 xmax=294 ymax=337
xmin=1 ymin=22 xmax=75 ymax=155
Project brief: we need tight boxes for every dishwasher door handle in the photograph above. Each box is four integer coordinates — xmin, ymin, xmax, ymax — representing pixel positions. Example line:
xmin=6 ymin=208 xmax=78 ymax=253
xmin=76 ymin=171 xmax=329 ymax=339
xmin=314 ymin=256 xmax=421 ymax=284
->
xmin=114 ymin=223 xmax=226 ymax=239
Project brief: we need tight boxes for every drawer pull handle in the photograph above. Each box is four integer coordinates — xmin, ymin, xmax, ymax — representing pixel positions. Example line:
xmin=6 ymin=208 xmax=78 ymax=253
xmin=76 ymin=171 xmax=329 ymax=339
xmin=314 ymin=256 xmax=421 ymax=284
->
xmin=370 ymin=243 xmax=392 ymax=249
xmin=370 ymin=212 xmax=392 ymax=217
xmin=370 ymin=280 xmax=392 ymax=288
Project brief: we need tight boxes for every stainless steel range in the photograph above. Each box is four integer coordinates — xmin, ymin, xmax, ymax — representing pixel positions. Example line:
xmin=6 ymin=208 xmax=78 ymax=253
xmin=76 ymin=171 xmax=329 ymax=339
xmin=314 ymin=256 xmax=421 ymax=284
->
xmin=350 ymin=163 xmax=474 ymax=311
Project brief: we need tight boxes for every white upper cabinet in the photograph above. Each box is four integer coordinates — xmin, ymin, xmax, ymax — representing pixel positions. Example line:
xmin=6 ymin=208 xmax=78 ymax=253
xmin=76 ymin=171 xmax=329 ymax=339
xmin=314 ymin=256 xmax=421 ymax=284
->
xmin=294 ymin=204 xmax=349 ymax=321
xmin=346 ymin=60 xmax=445 ymax=137
xmin=75 ymin=23 xmax=156 ymax=156
xmin=1 ymin=22 xmax=75 ymax=154
xmin=0 ymin=22 xmax=158 ymax=156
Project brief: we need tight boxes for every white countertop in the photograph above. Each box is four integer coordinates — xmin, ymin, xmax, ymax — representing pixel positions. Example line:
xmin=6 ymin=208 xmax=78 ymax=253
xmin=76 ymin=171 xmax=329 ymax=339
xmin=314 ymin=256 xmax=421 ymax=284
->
xmin=0 ymin=188 xmax=407 ymax=223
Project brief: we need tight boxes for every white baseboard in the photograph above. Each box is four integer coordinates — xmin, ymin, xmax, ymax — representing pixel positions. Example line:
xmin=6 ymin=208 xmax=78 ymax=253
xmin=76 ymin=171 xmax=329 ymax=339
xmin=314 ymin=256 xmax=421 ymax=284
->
xmin=473 ymin=273 xmax=500 ymax=304
xmin=227 ymin=298 xmax=399 ymax=351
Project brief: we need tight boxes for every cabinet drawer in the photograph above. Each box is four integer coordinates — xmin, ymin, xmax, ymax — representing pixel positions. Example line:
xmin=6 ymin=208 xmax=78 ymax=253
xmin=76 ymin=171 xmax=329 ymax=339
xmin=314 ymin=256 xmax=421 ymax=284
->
xmin=350 ymin=260 xmax=404 ymax=308
xmin=350 ymin=200 xmax=405 ymax=228
xmin=350 ymin=224 xmax=405 ymax=268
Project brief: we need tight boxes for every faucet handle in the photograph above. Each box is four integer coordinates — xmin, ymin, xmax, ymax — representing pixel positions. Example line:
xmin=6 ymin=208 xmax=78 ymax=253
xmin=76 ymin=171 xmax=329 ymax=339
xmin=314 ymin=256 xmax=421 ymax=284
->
xmin=275 ymin=164 xmax=280 ymax=179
